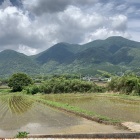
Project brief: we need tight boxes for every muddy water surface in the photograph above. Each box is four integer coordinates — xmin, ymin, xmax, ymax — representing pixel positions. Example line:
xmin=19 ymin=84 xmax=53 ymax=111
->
xmin=71 ymin=96 xmax=140 ymax=122
xmin=0 ymin=95 xmax=130 ymax=138
xmin=45 ymin=94 xmax=140 ymax=122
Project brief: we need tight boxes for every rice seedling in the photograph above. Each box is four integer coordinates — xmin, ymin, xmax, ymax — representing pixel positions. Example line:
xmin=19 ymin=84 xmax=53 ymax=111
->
xmin=0 ymin=94 xmax=34 ymax=115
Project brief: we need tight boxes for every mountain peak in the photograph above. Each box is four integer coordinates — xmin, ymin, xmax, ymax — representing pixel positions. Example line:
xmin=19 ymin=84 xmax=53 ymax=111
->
xmin=1 ymin=49 xmax=17 ymax=53
xmin=0 ymin=36 xmax=140 ymax=76
xmin=0 ymin=49 xmax=26 ymax=57
xmin=106 ymin=36 xmax=128 ymax=41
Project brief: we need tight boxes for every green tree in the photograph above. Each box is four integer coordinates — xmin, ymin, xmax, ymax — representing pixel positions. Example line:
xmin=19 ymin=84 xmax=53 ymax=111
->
xmin=8 ymin=73 xmax=33 ymax=92
xmin=97 ymin=70 xmax=112 ymax=78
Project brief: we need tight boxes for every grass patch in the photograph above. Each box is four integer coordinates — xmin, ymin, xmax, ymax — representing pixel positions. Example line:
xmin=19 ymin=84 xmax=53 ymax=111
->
xmin=0 ymin=89 xmax=11 ymax=94
xmin=106 ymin=93 xmax=140 ymax=101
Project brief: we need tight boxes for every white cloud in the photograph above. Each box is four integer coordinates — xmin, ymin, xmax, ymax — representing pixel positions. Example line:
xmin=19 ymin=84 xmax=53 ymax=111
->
xmin=125 ymin=0 xmax=140 ymax=4
xmin=110 ymin=15 xmax=127 ymax=31
xmin=83 ymin=28 xmax=131 ymax=43
xmin=116 ymin=4 xmax=127 ymax=11
xmin=54 ymin=6 xmax=105 ymax=43
xmin=23 ymin=0 xmax=98 ymax=15
xmin=0 ymin=3 xmax=130 ymax=54
xmin=0 ymin=5 xmax=47 ymax=54
xmin=0 ymin=0 xmax=12 ymax=9
xmin=127 ymin=19 xmax=140 ymax=42
xmin=18 ymin=44 xmax=37 ymax=55
xmin=0 ymin=0 xmax=139 ymax=55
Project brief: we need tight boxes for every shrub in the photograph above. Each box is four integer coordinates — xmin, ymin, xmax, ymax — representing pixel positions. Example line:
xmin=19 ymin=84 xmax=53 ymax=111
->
xmin=24 ymin=77 xmax=105 ymax=94
xmin=25 ymin=85 xmax=40 ymax=95
xmin=108 ymin=75 xmax=140 ymax=95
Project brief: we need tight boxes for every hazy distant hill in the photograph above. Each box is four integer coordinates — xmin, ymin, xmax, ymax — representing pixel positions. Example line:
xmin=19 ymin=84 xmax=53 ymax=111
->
xmin=0 ymin=50 xmax=40 ymax=77
xmin=0 ymin=36 xmax=140 ymax=76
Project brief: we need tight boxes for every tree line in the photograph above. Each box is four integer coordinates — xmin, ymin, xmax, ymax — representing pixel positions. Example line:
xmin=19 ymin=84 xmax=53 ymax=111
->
xmin=6 ymin=73 xmax=140 ymax=96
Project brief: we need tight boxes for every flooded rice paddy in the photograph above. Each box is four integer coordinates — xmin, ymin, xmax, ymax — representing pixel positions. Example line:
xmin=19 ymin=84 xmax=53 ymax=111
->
xmin=42 ymin=94 xmax=140 ymax=122
xmin=0 ymin=94 xmax=130 ymax=138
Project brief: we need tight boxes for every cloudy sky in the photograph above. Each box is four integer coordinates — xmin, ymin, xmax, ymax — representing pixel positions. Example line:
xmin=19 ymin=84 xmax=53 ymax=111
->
xmin=0 ymin=0 xmax=140 ymax=55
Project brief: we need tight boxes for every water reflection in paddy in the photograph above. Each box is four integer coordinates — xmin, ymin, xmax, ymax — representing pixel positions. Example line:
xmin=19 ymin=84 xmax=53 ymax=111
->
xmin=72 ymin=96 xmax=140 ymax=122
xmin=0 ymin=95 xmax=130 ymax=138
xmin=43 ymin=94 xmax=140 ymax=122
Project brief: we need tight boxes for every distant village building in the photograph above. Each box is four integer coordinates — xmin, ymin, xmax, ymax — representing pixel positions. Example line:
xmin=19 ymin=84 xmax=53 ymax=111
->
xmin=82 ymin=76 xmax=111 ymax=82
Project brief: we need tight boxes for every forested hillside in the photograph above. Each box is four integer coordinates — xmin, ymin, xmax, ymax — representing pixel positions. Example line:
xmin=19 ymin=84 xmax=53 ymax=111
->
xmin=0 ymin=36 xmax=140 ymax=76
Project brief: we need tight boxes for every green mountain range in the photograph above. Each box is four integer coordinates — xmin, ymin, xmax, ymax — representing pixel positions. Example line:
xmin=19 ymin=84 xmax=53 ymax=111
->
xmin=0 ymin=50 xmax=40 ymax=77
xmin=0 ymin=36 xmax=140 ymax=77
